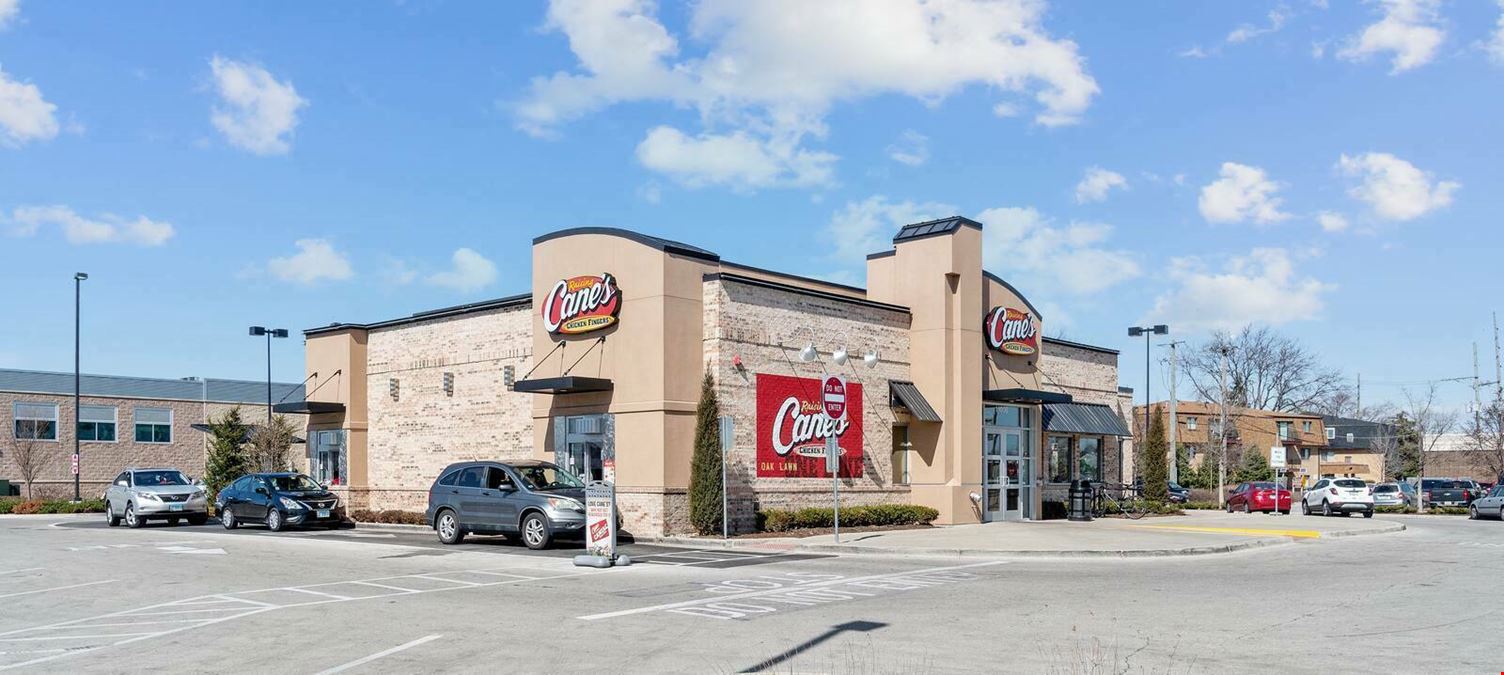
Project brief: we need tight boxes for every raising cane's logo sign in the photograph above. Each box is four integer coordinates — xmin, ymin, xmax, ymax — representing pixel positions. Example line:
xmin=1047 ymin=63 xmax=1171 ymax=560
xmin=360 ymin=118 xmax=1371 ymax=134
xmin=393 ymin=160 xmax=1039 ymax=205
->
xmin=984 ymin=306 xmax=1039 ymax=355
xmin=756 ymin=373 xmax=864 ymax=478
xmin=542 ymin=273 xmax=621 ymax=336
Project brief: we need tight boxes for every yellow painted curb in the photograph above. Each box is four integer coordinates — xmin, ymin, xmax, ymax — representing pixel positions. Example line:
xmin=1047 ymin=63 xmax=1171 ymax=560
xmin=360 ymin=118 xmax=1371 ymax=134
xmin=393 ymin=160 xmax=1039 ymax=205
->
xmin=1129 ymin=524 xmax=1322 ymax=539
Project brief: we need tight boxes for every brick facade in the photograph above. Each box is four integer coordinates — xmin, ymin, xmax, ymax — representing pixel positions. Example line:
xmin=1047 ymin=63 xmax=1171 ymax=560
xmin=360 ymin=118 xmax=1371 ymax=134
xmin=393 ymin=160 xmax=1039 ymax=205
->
xmin=1037 ymin=339 xmax=1133 ymax=502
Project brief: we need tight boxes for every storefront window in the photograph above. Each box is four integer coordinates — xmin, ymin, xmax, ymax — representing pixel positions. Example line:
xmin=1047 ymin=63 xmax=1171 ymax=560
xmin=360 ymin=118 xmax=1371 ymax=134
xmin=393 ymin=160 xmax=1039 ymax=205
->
xmin=312 ymin=430 xmax=345 ymax=486
xmin=1047 ymin=436 xmax=1071 ymax=483
xmin=984 ymin=406 xmax=1030 ymax=428
xmin=1078 ymin=437 xmax=1102 ymax=482
xmin=891 ymin=425 xmax=910 ymax=484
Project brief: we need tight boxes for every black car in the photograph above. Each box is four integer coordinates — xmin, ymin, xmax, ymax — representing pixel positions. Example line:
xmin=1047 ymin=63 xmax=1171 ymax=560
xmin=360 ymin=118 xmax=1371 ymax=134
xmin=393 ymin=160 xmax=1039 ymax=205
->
xmin=216 ymin=472 xmax=345 ymax=532
xmin=1167 ymin=481 xmax=1191 ymax=504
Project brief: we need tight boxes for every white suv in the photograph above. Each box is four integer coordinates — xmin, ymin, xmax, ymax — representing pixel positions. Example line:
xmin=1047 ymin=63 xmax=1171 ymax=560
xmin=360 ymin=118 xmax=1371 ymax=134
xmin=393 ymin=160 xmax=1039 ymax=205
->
xmin=1301 ymin=477 xmax=1374 ymax=518
xmin=104 ymin=468 xmax=210 ymax=528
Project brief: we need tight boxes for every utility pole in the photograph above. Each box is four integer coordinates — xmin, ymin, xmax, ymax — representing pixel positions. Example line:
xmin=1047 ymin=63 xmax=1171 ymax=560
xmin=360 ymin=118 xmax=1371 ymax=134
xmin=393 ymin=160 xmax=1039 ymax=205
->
xmin=1475 ymin=343 xmax=1484 ymax=433
xmin=1494 ymin=312 xmax=1502 ymax=404
xmin=1355 ymin=373 xmax=1361 ymax=418
xmin=1218 ymin=345 xmax=1230 ymax=507
xmin=1164 ymin=341 xmax=1185 ymax=483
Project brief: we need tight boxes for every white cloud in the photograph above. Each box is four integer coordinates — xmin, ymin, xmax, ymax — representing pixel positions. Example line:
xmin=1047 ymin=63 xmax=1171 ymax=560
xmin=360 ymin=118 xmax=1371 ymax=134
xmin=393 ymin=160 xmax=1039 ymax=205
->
xmin=517 ymin=0 xmax=1097 ymax=189
xmin=1485 ymin=0 xmax=1504 ymax=65
xmin=977 ymin=206 xmax=1140 ymax=295
xmin=1198 ymin=162 xmax=1290 ymax=225
xmin=7 ymin=205 xmax=174 ymax=245
xmin=1317 ymin=211 xmax=1350 ymax=232
xmin=886 ymin=130 xmax=929 ymax=167
xmin=1178 ymin=46 xmax=1210 ymax=59
xmin=1148 ymin=248 xmax=1334 ymax=331
xmin=0 ymin=65 xmax=59 ymax=146
xmin=425 ymin=248 xmax=498 ymax=293
xmin=1338 ymin=0 xmax=1445 ymax=73
xmin=209 ymin=55 xmax=308 ymax=155
xmin=1227 ymin=8 xmax=1289 ymax=44
xmin=824 ymin=195 xmax=954 ymax=266
xmin=267 ymin=239 xmax=353 ymax=284
xmin=1074 ymin=167 xmax=1128 ymax=203
xmin=635 ymin=125 xmax=835 ymax=190
xmin=1337 ymin=152 xmax=1458 ymax=220
xmin=0 ymin=0 xmax=18 ymax=29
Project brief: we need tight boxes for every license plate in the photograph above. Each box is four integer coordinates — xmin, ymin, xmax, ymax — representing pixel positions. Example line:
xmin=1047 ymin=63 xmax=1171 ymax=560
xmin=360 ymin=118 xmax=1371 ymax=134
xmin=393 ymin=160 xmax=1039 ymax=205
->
xmin=316 ymin=509 xmax=331 ymax=518
xmin=169 ymin=504 xmax=183 ymax=512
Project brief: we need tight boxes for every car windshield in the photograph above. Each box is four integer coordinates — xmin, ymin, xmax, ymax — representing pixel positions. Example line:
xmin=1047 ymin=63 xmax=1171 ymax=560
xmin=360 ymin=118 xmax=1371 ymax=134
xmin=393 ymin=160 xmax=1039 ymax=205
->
xmin=1373 ymin=485 xmax=1398 ymax=493
xmin=265 ymin=475 xmax=322 ymax=491
xmin=1251 ymin=482 xmax=1276 ymax=489
xmin=1168 ymin=482 xmax=1184 ymax=490
xmin=133 ymin=470 xmax=189 ymax=486
xmin=1334 ymin=479 xmax=1366 ymax=488
xmin=513 ymin=465 xmax=584 ymax=491
xmin=1421 ymin=479 xmax=1450 ymax=489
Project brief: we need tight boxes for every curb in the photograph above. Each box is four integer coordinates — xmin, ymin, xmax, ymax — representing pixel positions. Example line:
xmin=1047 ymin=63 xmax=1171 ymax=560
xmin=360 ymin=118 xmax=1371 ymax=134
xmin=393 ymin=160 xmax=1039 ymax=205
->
xmin=1314 ymin=520 xmax=1406 ymax=539
xmin=350 ymin=522 xmax=430 ymax=533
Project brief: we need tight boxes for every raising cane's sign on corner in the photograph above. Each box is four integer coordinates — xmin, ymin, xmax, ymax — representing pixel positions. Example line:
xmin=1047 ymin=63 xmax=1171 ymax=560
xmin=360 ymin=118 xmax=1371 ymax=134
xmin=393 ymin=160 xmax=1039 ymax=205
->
xmin=543 ymin=273 xmax=621 ymax=336
xmin=983 ymin=306 xmax=1039 ymax=355
xmin=756 ymin=373 xmax=864 ymax=478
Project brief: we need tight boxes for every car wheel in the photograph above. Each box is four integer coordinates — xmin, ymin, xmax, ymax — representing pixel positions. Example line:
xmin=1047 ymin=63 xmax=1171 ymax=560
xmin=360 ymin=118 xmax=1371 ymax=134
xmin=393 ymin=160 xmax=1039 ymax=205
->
xmin=1469 ymin=505 xmax=1479 ymax=520
xmin=1244 ymin=501 xmax=1252 ymax=514
xmin=187 ymin=514 xmax=208 ymax=526
xmin=105 ymin=501 xmax=120 ymax=527
xmin=125 ymin=503 xmax=144 ymax=529
xmin=167 ymin=517 xmax=180 ymax=526
xmin=1322 ymin=500 xmax=1332 ymax=517
xmin=221 ymin=508 xmax=238 ymax=530
xmin=1363 ymin=510 xmax=1373 ymax=519
xmin=1225 ymin=501 xmax=1233 ymax=513
xmin=1301 ymin=500 xmax=1310 ymax=516
xmin=266 ymin=508 xmax=285 ymax=532
xmin=521 ymin=512 xmax=552 ymax=550
xmin=435 ymin=509 xmax=464 ymax=545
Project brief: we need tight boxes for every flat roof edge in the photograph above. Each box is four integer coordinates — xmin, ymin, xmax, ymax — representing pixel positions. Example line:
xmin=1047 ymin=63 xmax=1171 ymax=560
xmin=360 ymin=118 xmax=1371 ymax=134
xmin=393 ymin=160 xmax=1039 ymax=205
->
xmin=706 ymin=272 xmax=911 ymax=315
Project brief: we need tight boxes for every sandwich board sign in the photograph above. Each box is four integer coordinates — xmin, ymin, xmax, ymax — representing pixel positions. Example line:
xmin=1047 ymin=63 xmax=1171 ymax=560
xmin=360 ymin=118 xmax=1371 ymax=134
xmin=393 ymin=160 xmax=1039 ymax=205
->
xmin=584 ymin=481 xmax=616 ymax=558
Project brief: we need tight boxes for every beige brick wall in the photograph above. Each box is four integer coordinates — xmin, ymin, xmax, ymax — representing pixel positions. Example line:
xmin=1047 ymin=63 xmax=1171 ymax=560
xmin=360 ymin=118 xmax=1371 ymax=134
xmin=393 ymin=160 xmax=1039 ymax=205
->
xmin=703 ymin=278 xmax=914 ymax=533
xmin=0 ymin=392 xmax=294 ymax=499
xmin=361 ymin=304 xmax=535 ymax=511
xmin=1038 ymin=341 xmax=1133 ymax=489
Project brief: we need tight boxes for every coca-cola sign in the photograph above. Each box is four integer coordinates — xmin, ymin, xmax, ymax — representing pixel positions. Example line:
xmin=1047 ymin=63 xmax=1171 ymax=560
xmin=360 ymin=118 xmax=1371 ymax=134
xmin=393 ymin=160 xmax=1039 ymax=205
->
xmin=542 ymin=273 xmax=621 ymax=336
xmin=984 ymin=306 xmax=1039 ymax=355
xmin=756 ymin=373 xmax=864 ymax=478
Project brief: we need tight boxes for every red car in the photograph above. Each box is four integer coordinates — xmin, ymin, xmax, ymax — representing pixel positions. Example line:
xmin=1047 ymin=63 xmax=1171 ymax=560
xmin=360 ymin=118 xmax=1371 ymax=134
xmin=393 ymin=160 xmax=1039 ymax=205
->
xmin=1226 ymin=482 xmax=1292 ymax=514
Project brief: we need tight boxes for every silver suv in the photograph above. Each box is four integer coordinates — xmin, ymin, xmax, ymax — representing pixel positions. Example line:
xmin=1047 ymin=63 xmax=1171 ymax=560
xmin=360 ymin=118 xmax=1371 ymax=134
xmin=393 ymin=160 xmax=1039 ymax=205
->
xmin=105 ymin=467 xmax=210 ymax=528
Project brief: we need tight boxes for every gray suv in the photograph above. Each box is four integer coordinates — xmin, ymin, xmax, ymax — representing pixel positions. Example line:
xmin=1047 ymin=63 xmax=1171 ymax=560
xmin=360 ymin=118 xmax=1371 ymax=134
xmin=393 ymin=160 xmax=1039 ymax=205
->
xmin=105 ymin=468 xmax=209 ymax=528
xmin=426 ymin=460 xmax=586 ymax=549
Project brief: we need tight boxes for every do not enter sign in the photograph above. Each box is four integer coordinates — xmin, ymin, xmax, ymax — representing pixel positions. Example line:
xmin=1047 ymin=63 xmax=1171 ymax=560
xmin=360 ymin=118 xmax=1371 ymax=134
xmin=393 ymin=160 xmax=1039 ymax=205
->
xmin=821 ymin=375 xmax=848 ymax=422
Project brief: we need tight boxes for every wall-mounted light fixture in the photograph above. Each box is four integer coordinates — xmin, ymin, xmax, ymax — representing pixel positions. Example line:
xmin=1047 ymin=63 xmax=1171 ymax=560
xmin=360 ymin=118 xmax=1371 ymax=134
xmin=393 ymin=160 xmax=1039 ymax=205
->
xmin=503 ymin=365 xmax=515 ymax=391
xmin=389 ymin=378 xmax=400 ymax=401
xmin=442 ymin=372 xmax=454 ymax=397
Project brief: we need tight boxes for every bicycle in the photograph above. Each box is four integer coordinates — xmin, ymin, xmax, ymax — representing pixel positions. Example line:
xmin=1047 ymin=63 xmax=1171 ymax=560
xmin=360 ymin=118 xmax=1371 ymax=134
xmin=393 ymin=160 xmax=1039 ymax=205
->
xmin=1091 ymin=482 xmax=1149 ymax=520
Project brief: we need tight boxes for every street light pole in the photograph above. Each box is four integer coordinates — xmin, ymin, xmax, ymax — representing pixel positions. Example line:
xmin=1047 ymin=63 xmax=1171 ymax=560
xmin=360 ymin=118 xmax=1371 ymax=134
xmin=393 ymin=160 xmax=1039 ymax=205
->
xmin=1127 ymin=324 xmax=1169 ymax=482
xmin=73 ymin=272 xmax=88 ymax=503
xmin=248 ymin=327 xmax=289 ymax=425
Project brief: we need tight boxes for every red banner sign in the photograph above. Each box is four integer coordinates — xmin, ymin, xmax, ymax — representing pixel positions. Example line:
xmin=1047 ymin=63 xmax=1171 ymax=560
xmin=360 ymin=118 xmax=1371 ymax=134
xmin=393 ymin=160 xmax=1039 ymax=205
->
xmin=543 ymin=273 xmax=621 ymax=336
xmin=984 ymin=306 xmax=1038 ymax=355
xmin=756 ymin=373 xmax=864 ymax=478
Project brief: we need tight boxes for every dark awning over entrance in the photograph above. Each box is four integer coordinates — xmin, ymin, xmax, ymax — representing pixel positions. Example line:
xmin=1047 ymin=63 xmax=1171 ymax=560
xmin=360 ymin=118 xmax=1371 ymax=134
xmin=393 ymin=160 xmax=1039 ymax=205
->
xmin=983 ymin=388 xmax=1072 ymax=405
xmin=512 ymin=376 xmax=614 ymax=395
xmin=189 ymin=423 xmax=306 ymax=445
xmin=272 ymin=401 xmax=345 ymax=415
xmin=889 ymin=381 xmax=941 ymax=422
xmin=1041 ymin=402 xmax=1131 ymax=437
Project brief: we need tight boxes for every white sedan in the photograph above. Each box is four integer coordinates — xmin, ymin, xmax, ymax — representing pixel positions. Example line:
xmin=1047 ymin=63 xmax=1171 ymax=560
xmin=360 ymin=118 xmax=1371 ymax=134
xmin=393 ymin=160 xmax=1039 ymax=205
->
xmin=1470 ymin=486 xmax=1504 ymax=520
xmin=1301 ymin=477 xmax=1374 ymax=517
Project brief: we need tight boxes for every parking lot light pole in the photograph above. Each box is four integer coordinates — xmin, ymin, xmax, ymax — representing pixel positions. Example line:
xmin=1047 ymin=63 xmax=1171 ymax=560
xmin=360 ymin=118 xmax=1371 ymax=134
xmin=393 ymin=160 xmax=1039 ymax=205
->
xmin=1127 ymin=325 xmax=1168 ymax=483
xmin=74 ymin=272 xmax=88 ymax=503
xmin=248 ymin=327 xmax=289 ymax=425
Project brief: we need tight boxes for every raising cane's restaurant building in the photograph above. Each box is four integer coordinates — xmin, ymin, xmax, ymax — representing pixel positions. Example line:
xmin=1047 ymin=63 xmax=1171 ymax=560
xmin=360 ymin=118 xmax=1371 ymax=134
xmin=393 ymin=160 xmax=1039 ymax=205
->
xmin=286 ymin=218 xmax=1134 ymax=535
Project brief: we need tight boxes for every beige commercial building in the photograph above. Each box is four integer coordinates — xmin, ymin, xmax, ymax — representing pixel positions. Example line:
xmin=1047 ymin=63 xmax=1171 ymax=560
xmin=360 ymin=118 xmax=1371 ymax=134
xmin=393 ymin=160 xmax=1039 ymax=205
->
xmin=292 ymin=219 xmax=1133 ymax=535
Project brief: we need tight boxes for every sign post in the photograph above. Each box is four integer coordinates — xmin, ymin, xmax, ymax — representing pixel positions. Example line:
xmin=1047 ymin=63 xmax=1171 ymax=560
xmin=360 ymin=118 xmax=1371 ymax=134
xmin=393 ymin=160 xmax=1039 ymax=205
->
xmin=822 ymin=375 xmax=847 ymax=544
xmin=719 ymin=415 xmax=733 ymax=539
xmin=1269 ymin=446 xmax=1287 ymax=516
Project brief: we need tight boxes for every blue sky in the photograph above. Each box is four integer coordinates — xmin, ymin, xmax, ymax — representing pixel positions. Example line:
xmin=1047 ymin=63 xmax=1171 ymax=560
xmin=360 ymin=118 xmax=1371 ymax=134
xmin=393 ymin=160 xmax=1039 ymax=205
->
xmin=2 ymin=0 xmax=1501 ymax=412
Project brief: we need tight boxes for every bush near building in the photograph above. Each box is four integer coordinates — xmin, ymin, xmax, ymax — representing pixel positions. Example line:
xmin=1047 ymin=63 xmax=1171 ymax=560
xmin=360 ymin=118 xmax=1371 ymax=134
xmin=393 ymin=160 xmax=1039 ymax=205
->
xmin=1374 ymin=505 xmax=1469 ymax=515
xmin=688 ymin=371 xmax=725 ymax=535
xmin=348 ymin=509 xmax=427 ymax=525
xmin=0 ymin=498 xmax=106 ymax=514
xmin=757 ymin=504 xmax=939 ymax=532
xmin=1140 ymin=414 xmax=1170 ymax=503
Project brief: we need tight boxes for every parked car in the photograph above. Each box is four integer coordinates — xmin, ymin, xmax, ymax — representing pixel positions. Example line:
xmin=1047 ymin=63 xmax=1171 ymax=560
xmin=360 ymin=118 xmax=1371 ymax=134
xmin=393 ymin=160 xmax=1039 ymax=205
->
xmin=1469 ymin=485 xmax=1504 ymax=520
xmin=426 ymin=460 xmax=587 ymax=550
xmin=1226 ymin=482 xmax=1291 ymax=514
xmin=1370 ymin=482 xmax=1413 ymax=507
xmin=1167 ymin=482 xmax=1191 ymax=504
xmin=1455 ymin=478 xmax=1486 ymax=503
xmin=1302 ymin=477 xmax=1374 ymax=517
xmin=105 ymin=467 xmax=209 ymax=528
xmin=1419 ymin=478 xmax=1472 ymax=507
xmin=216 ymin=473 xmax=344 ymax=531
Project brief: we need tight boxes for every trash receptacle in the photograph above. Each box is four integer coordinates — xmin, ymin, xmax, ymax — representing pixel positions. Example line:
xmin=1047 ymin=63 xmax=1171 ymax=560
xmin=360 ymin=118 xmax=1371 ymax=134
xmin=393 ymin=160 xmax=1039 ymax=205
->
xmin=1068 ymin=479 xmax=1093 ymax=522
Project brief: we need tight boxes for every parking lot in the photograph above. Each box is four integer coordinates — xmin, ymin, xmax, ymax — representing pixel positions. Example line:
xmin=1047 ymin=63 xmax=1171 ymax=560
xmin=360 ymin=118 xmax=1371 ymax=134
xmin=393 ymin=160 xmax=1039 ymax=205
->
xmin=3 ymin=513 xmax=1502 ymax=673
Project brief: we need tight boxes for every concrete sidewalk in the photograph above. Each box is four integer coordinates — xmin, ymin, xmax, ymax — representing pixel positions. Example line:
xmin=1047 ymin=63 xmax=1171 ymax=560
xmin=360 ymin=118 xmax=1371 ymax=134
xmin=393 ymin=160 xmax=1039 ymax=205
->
xmin=642 ymin=511 xmax=1406 ymax=559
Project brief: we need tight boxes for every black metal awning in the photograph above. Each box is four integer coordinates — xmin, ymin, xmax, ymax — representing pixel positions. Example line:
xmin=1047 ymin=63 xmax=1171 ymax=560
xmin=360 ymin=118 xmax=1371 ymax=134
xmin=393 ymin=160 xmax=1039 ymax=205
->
xmin=189 ymin=423 xmax=306 ymax=445
xmin=1041 ymin=402 xmax=1131 ymax=437
xmin=983 ymin=388 xmax=1073 ymax=405
xmin=272 ymin=401 xmax=346 ymax=415
xmin=890 ymin=381 xmax=941 ymax=422
xmin=512 ymin=376 xmax=614 ymax=395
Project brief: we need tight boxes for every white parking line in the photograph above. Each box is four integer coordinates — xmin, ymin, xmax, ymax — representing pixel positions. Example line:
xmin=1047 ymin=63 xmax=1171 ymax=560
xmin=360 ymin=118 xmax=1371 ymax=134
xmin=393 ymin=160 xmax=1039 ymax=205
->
xmin=281 ymin=588 xmax=354 ymax=601
xmin=0 ymin=580 xmax=116 ymax=600
xmin=411 ymin=574 xmax=481 ymax=587
xmin=348 ymin=581 xmax=422 ymax=593
xmin=578 ymin=561 xmax=1008 ymax=621
xmin=0 ymin=569 xmax=42 ymax=578
xmin=314 ymin=634 xmax=443 ymax=675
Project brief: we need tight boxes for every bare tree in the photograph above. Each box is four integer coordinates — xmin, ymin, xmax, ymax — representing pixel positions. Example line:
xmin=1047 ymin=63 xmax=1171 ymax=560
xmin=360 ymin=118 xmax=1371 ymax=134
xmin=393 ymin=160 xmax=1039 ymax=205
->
xmin=1402 ymin=384 xmax=1458 ymax=512
xmin=4 ymin=434 xmax=56 ymax=499
xmin=247 ymin=414 xmax=300 ymax=473
xmin=1464 ymin=399 xmax=1504 ymax=482
xmin=1182 ymin=325 xmax=1347 ymax=413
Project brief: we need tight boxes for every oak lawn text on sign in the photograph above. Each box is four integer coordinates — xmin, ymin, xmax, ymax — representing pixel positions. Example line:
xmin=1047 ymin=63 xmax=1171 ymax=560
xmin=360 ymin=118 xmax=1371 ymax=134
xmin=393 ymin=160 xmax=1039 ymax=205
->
xmin=756 ymin=373 xmax=864 ymax=478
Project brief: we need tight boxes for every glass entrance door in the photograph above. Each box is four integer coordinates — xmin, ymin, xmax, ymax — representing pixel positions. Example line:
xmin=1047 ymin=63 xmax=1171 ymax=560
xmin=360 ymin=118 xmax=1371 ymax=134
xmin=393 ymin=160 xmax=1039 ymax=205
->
xmin=983 ymin=424 xmax=1033 ymax=521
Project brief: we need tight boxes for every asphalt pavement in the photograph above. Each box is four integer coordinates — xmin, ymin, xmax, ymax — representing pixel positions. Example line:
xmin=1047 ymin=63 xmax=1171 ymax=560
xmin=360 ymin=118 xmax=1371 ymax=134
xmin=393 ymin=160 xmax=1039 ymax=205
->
xmin=1 ymin=513 xmax=1499 ymax=673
